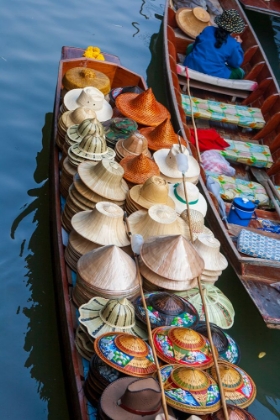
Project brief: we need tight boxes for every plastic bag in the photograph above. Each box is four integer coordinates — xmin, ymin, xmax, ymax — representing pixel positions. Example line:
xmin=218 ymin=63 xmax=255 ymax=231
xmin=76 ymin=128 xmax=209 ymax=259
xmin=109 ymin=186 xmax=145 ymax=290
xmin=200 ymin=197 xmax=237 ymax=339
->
xmin=201 ymin=150 xmax=236 ymax=176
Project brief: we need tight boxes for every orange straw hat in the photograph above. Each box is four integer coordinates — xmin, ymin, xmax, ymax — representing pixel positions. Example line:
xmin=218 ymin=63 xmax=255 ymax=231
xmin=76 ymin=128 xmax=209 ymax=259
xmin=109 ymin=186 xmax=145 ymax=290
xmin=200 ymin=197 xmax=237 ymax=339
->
xmin=139 ymin=118 xmax=186 ymax=152
xmin=115 ymin=88 xmax=170 ymax=127
xmin=119 ymin=153 xmax=160 ymax=185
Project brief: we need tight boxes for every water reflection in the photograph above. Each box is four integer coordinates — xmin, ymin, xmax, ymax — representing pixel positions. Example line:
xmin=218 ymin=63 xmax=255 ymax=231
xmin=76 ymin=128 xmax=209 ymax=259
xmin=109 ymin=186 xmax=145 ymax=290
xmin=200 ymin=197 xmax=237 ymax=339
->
xmin=11 ymin=113 xmax=69 ymax=420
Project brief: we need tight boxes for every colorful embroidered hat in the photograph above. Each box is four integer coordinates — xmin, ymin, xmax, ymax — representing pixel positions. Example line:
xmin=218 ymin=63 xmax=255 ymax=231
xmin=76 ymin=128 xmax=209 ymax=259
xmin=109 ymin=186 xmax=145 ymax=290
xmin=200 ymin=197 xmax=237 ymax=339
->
xmin=119 ymin=153 xmax=160 ymax=185
xmin=139 ymin=119 xmax=186 ymax=152
xmin=78 ymin=297 xmax=147 ymax=340
xmin=115 ymin=88 xmax=170 ymax=127
xmin=62 ymin=66 xmax=111 ymax=94
xmin=129 ymin=176 xmax=175 ymax=210
xmin=169 ymin=181 xmax=208 ymax=217
xmin=115 ymin=131 xmax=151 ymax=161
xmin=152 ymin=326 xmax=216 ymax=369
xmin=209 ymin=361 xmax=257 ymax=409
xmin=102 ymin=117 xmax=138 ymax=148
xmin=176 ymin=7 xmax=211 ymax=39
xmin=211 ymin=404 xmax=257 ymax=419
xmin=214 ymin=9 xmax=245 ymax=34
xmin=158 ymin=364 xmax=221 ymax=414
xmin=134 ymin=291 xmax=199 ymax=329
xmin=94 ymin=332 xmax=157 ymax=377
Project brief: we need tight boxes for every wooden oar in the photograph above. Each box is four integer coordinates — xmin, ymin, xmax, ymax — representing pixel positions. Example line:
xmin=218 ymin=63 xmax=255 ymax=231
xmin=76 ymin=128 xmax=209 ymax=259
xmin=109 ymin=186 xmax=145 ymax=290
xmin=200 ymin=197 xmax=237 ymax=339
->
xmin=250 ymin=167 xmax=280 ymax=217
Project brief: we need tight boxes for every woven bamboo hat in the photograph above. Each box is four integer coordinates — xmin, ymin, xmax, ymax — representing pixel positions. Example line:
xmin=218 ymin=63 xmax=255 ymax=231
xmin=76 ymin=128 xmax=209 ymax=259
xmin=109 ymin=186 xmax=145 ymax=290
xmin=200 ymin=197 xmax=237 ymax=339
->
xmin=176 ymin=7 xmax=211 ymax=39
xmin=134 ymin=291 xmax=199 ymax=329
xmin=140 ymin=235 xmax=204 ymax=281
xmin=129 ymin=176 xmax=175 ymax=210
xmin=176 ymin=283 xmax=235 ymax=329
xmin=193 ymin=234 xmax=228 ymax=272
xmin=66 ymin=117 xmax=104 ymax=145
xmin=119 ymin=153 xmax=160 ymax=185
xmin=63 ymin=87 xmax=113 ymax=121
xmin=153 ymin=144 xmax=200 ymax=183
xmin=180 ymin=209 xmax=213 ymax=240
xmin=71 ymin=202 xmax=130 ymax=247
xmin=211 ymin=404 xmax=257 ymax=419
xmin=169 ymin=181 xmax=208 ymax=217
xmin=102 ymin=117 xmax=138 ymax=148
xmin=209 ymin=361 xmax=257 ymax=409
xmin=78 ymin=297 xmax=147 ymax=340
xmin=78 ymin=160 xmax=129 ymax=201
xmin=139 ymin=119 xmax=185 ymax=152
xmin=62 ymin=66 xmax=111 ymax=94
xmin=127 ymin=205 xmax=190 ymax=240
xmin=158 ymin=364 xmax=221 ymax=415
xmin=94 ymin=332 xmax=157 ymax=377
xmin=115 ymin=131 xmax=151 ymax=161
xmin=115 ymin=88 xmax=170 ymax=127
xmin=152 ymin=326 xmax=217 ymax=369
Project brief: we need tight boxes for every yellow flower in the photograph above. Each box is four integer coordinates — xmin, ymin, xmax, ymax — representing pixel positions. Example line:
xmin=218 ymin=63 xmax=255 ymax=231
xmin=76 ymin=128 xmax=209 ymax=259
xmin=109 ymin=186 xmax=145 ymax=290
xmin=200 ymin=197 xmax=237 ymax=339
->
xmin=95 ymin=53 xmax=105 ymax=61
xmin=83 ymin=46 xmax=105 ymax=61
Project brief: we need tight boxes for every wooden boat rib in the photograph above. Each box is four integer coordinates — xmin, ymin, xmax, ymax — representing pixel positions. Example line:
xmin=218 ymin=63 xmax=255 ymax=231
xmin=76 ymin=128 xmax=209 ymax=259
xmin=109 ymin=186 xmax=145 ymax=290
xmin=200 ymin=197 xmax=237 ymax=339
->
xmin=239 ymin=0 xmax=280 ymax=17
xmin=163 ymin=0 xmax=280 ymax=328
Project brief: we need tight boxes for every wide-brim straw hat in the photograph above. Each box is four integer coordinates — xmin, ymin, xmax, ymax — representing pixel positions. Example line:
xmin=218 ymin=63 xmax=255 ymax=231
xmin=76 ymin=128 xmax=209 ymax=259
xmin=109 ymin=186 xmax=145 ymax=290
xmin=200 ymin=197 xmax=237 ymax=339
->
xmin=115 ymin=131 xmax=151 ymax=160
xmin=63 ymin=87 xmax=113 ymax=122
xmin=209 ymin=361 xmax=257 ymax=409
xmin=176 ymin=283 xmax=235 ymax=329
xmin=62 ymin=66 xmax=111 ymax=94
xmin=180 ymin=209 xmax=213 ymax=240
xmin=140 ymin=235 xmax=204 ymax=281
xmin=94 ymin=332 xmax=157 ymax=377
xmin=115 ymin=88 xmax=170 ymax=127
xmin=129 ymin=176 xmax=175 ymax=210
xmin=158 ymin=364 xmax=221 ymax=415
xmin=153 ymin=144 xmax=200 ymax=182
xmin=71 ymin=201 xmax=130 ymax=247
xmin=119 ymin=153 xmax=160 ymax=185
xmin=214 ymin=9 xmax=245 ymax=34
xmin=169 ymin=181 xmax=208 ymax=217
xmin=60 ymin=106 xmax=97 ymax=131
xmin=78 ymin=296 xmax=147 ymax=340
xmin=102 ymin=117 xmax=138 ymax=147
xmin=78 ymin=160 xmax=129 ymax=201
xmin=176 ymin=7 xmax=211 ymax=39
xmin=127 ymin=205 xmax=190 ymax=240
xmin=139 ymin=119 xmax=186 ymax=152
xmin=193 ymin=234 xmax=228 ymax=272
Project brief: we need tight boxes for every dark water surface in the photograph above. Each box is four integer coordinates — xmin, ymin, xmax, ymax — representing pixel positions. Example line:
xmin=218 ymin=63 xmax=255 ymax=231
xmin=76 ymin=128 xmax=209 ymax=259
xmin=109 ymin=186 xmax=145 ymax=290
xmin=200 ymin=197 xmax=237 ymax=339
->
xmin=0 ymin=1 xmax=279 ymax=419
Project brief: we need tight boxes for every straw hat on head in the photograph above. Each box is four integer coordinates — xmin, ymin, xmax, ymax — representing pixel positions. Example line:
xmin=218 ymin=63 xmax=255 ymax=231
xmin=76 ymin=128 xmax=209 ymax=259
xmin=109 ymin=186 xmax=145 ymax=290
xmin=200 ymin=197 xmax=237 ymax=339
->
xmin=115 ymin=131 xmax=151 ymax=161
xmin=129 ymin=176 xmax=175 ymax=210
xmin=62 ymin=66 xmax=111 ymax=94
xmin=180 ymin=209 xmax=213 ymax=240
xmin=71 ymin=201 xmax=130 ymax=247
xmin=61 ymin=106 xmax=97 ymax=129
xmin=193 ymin=234 xmax=228 ymax=272
xmin=153 ymin=144 xmax=200 ymax=183
xmin=176 ymin=7 xmax=211 ymax=39
xmin=214 ymin=9 xmax=245 ymax=34
xmin=63 ymin=86 xmax=113 ymax=122
xmin=139 ymin=118 xmax=185 ymax=152
xmin=78 ymin=296 xmax=147 ymax=340
xmin=119 ymin=153 xmax=160 ymax=185
xmin=115 ymin=87 xmax=170 ymax=127
xmin=169 ymin=181 xmax=207 ymax=217
xmin=78 ymin=160 xmax=129 ymax=201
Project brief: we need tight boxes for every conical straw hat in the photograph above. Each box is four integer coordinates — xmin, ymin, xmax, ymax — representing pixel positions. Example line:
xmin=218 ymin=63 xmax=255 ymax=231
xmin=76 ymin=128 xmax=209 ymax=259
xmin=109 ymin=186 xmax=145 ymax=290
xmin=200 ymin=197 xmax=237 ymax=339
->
xmin=127 ymin=205 xmax=190 ymax=240
xmin=176 ymin=283 xmax=235 ymax=329
xmin=193 ymin=234 xmax=228 ymax=272
xmin=78 ymin=160 xmax=129 ymax=201
xmin=169 ymin=181 xmax=208 ymax=217
xmin=176 ymin=7 xmax=211 ymax=39
xmin=115 ymin=131 xmax=151 ymax=160
xmin=78 ymin=297 xmax=147 ymax=340
xmin=139 ymin=119 xmax=186 ymax=152
xmin=140 ymin=235 xmax=204 ymax=281
xmin=129 ymin=176 xmax=175 ymax=209
xmin=66 ymin=117 xmax=103 ymax=145
xmin=115 ymin=88 xmax=170 ymax=127
xmin=71 ymin=201 xmax=130 ymax=247
xmin=62 ymin=66 xmax=111 ymax=94
xmin=119 ymin=153 xmax=160 ymax=185
xmin=180 ymin=209 xmax=213 ymax=240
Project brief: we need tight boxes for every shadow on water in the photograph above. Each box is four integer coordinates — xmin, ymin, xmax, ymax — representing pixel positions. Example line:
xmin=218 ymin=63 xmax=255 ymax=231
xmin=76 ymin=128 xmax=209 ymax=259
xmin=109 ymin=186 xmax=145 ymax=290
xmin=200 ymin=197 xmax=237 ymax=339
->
xmin=10 ymin=113 xmax=70 ymax=420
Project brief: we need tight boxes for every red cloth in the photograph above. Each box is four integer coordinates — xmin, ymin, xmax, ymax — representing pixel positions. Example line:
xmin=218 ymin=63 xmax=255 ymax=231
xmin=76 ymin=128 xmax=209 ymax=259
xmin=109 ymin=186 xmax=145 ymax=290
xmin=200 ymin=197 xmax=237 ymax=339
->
xmin=189 ymin=128 xmax=229 ymax=152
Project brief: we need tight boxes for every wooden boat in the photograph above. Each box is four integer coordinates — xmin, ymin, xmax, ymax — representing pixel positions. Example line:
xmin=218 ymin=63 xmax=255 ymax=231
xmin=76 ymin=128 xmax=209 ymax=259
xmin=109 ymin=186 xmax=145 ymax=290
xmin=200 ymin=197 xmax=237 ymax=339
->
xmin=239 ymin=0 xmax=280 ymax=17
xmin=163 ymin=0 xmax=280 ymax=328
xmin=49 ymin=46 xmax=146 ymax=420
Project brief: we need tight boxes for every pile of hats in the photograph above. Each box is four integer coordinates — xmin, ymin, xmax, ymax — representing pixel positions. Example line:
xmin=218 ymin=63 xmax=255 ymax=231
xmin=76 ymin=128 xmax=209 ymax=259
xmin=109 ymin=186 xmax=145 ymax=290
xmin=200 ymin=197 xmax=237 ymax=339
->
xmin=119 ymin=152 xmax=160 ymax=188
xmin=74 ymin=324 xmax=95 ymax=361
xmin=60 ymin=157 xmax=77 ymax=199
xmin=138 ymin=235 xmax=204 ymax=292
xmin=115 ymin=131 xmax=151 ymax=162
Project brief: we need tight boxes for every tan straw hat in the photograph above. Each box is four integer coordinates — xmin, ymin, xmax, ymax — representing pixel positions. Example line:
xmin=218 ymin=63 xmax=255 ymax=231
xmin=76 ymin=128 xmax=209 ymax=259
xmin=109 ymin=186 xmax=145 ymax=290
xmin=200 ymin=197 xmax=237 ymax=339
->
xmin=61 ymin=107 xmax=97 ymax=130
xmin=71 ymin=201 xmax=130 ymax=247
xmin=139 ymin=119 xmax=185 ymax=152
xmin=169 ymin=181 xmax=207 ymax=217
xmin=66 ymin=117 xmax=104 ymax=145
xmin=180 ymin=209 xmax=213 ymax=240
xmin=153 ymin=144 xmax=200 ymax=183
xmin=176 ymin=7 xmax=211 ymax=39
xmin=115 ymin=88 xmax=170 ymax=127
xmin=62 ymin=66 xmax=111 ymax=94
xmin=193 ymin=234 xmax=228 ymax=272
xmin=78 ymin=160 xmax=129 ymax=201
xmin=115 ymin=131 xmax=151 ymax=161
xmin=129 ymin=176 xmax=175 ymax=209
xmin=119 ymin=153 xmax=160 ymax=185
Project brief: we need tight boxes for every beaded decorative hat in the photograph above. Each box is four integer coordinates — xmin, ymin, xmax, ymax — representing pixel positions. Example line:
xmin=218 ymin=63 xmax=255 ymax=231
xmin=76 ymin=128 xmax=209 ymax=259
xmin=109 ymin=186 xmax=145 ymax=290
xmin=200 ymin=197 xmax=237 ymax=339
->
xmin=214 ymin=9 xmax=245 ymax=34
xmin=152 ymin=326 xmax=217 ymax=369
xmin=119 ymin=153 xmax=160 ymax=185
xmin=94 ymin=332 xmax=157 ymax=377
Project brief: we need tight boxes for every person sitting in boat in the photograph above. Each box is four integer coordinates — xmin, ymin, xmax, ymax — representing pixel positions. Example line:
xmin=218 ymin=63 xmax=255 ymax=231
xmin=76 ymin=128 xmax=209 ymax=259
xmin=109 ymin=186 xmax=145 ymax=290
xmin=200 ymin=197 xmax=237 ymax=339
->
xmin=183 ymin=9 xmax=245 ymax=79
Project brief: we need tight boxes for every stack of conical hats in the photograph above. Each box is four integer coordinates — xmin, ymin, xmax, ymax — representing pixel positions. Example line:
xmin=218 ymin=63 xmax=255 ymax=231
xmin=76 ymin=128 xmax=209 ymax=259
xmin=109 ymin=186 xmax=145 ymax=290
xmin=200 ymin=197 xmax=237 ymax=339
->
xmin=72 ymin=245 xmax=140 ymax=307
xmin=119 ymin=153 xmax=160 ymax=188
xmin=65 ymin=201 xmax=131 ymax=270
xmin=115 ymin=131 xmax=151 ymax=162
xmin=125 ymin=176 xmax=175 ymax=216
xmin=60 ymin=157 xmax=77 ymax=199
xmin=138 ymin=235 xmax=204 ymax=292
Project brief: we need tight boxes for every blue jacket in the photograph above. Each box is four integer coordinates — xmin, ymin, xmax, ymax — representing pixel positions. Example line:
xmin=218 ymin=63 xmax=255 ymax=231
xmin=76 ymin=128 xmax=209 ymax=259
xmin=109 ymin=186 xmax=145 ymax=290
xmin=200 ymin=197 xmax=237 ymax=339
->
xmin=183 ymin=26 xmax=244 ymax=79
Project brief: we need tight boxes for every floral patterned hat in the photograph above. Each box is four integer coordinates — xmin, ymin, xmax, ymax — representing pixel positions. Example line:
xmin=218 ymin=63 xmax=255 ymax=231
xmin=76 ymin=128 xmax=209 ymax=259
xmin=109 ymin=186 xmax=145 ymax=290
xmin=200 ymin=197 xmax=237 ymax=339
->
xmin=214 ymin=9 xmax=245 ymax=34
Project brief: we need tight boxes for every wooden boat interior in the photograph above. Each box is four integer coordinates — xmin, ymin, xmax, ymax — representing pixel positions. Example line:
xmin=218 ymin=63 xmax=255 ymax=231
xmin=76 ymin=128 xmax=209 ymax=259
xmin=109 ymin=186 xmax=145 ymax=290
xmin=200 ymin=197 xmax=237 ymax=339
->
xmin=239 ymin=0 xmax=280 ymax=17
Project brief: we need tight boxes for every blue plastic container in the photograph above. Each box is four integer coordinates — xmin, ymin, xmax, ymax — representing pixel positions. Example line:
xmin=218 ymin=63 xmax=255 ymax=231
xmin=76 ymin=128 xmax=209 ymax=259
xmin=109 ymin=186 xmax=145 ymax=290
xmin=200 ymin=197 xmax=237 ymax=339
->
xmin=227 ymin=197 xmax=256 ymax=226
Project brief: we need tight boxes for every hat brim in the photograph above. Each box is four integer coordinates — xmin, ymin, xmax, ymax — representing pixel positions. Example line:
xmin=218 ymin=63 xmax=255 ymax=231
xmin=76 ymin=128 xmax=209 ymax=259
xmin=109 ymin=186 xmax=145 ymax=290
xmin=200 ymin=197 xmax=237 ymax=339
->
xmin=168 ymin=184 xmax=207 ymax=217
xmin=70 ymin=143 xmax=116 ymax=161
xmin=176 ymin=8 xmax=211 ymax=39
xmin=153 ymin=148 xmax=200 ymax=180
xmin=130 ymin=184 xmax=176 ymax=209
xmin=116 ymin=139 xmax=152 ymax=159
